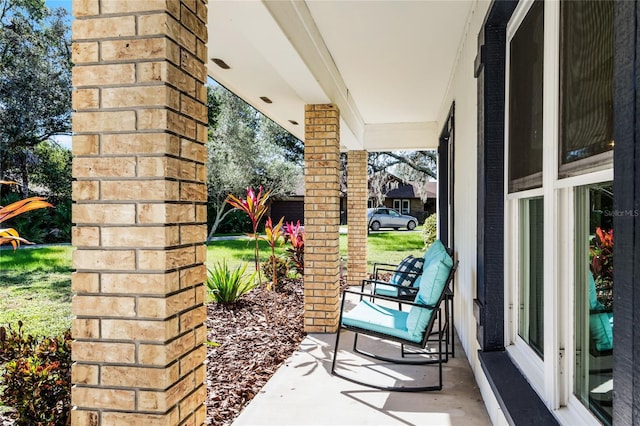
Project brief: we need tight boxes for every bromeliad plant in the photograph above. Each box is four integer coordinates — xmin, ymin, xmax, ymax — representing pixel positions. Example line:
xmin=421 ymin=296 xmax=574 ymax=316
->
xmin=0 ymin=180 xmax=52 ymax=249
xmin=226 ymin=186 xmax=272 ymax=285
xmin=284 ymin=220 xmax=305 ymax=276
xmin=260 ymin=216 xmax=285 ymax=290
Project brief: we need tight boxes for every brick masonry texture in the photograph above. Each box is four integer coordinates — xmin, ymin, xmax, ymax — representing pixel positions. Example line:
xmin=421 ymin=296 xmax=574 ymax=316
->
xmin=71 ymin=1 xmax=208 ymax=424
xmin=303 ymin=104 xmax=341 ymax=333
xmin=347 ymin=150 xmax=368 ymax=287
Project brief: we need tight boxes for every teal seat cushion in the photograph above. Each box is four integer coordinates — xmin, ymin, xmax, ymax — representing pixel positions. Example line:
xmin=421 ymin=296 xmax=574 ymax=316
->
xmin=342 ymin=300 xmax=421 ymax=343
xmin=374 ymin=283 xmax=401 ymax=298
xmin=423 ymin=240 xmax=447 ymax=268
xmin=415 ymin=259 xmax=453 ymax=306
xmin=405 ymin=260 xmax=452 ymax=341
xmin=588 ymin=273 xmax=600 ymax=309
xmin=588 ymin=271 xmax=613 ymax=352
xmin=590 ymin=312 xmax=613 ymax=352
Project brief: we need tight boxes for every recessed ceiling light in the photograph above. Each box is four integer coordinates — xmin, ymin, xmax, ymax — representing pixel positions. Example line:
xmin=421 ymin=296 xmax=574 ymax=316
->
xmin=211 ymin=58 xmax=230 ymax=69
xmin=260 ymin=96 xmax=272 ymax=104
xmin=288 ymin=120 xmax=299 ymax=125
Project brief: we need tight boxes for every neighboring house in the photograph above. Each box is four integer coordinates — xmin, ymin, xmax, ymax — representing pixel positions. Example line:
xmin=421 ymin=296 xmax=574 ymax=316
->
xmin=273 ymin=175 xmax=436 ymax=225
xmin=269 ymin=178 xmax=305 ymax=225
xmin=371 ymin=180 xmax=437 ymax=224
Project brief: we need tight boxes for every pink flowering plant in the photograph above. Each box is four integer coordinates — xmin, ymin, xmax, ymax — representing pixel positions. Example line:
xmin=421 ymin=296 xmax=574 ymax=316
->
xmin=284 ymin=220 xmax=305 ymax=276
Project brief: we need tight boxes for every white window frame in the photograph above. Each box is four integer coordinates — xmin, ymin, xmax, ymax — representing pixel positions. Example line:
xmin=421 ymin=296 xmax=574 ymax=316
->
xmin=504 ymin=1 xmax=612 ymax=424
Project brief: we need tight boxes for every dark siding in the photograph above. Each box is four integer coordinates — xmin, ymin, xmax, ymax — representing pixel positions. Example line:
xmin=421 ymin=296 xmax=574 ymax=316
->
xmin=612 ymin=1 xmax=640 ymax=423
xmin=475 ymin=1 xmax=556 ymax=423
xmin=475 ymin=1 xmax=517 ymax=352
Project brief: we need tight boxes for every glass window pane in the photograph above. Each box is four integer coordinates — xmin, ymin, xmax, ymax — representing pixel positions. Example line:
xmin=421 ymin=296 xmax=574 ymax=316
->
xmin=574 ymin=183 xmax=613 ymax=425
xmin=518 ymin=197 xmax=544 ymax=357
xmin=508 ymin=1 xmax=544 ymax=193
xmin=559 ymin=1 xmax=614 ymax=177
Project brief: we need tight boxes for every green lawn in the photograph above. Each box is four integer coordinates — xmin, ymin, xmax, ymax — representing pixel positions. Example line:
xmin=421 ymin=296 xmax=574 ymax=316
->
xmin=0 ymin=246 xmax=73 ymax=337
xmin=0 ymin=231 xmax=425 ymax=337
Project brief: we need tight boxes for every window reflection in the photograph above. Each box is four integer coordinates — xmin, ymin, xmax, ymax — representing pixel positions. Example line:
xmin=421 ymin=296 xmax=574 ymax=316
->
xmin=575 ymin=182 xmax=613 ymax=424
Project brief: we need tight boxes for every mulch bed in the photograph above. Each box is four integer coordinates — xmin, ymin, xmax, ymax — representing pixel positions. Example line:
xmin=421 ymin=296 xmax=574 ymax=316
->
xmin=205 ymin=278 xmax=306 ymax=425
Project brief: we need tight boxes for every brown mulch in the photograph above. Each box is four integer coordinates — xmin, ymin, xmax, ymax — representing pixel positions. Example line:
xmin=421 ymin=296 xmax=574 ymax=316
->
xmin=205 ymin=278 xmax=306 ymax=426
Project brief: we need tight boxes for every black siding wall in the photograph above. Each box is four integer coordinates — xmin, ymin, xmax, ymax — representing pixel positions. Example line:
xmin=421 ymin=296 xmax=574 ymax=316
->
xmin=613 ymin=1 xmax=640 ymax=424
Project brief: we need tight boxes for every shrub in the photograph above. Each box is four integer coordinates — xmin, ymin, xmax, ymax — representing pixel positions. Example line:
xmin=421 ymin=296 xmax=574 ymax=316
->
xmin=422 ymin=213 xmax=437 ymax=249
xmin=262 ymin=255 xmax=290 ymax=290
xmin=0 ymin=323 xmax=71 ymax=426
xmin=284 ymin=221 xmax=304 ymax=275
xmin=207 ymin=260 xmax=259 ymax=303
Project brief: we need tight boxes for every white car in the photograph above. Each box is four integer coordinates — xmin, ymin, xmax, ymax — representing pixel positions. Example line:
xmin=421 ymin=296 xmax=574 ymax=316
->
xmin=367 ymin=208 xmax=418 ymax=231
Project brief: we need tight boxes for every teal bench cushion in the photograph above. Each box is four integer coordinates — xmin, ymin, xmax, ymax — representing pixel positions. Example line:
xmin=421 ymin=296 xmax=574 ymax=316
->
xmin=405 ymin=259 xmax=452 ymax=341
xmin=588 ymin=272 xmax=613 ymax=352
xmin=342 ymin=300 xmax=421 ymax=343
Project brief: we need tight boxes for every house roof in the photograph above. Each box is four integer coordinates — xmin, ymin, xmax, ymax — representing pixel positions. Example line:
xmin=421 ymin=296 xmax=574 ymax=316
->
xmin=207 ymin=1 xmax=475 ymax=153
xmin=385 ymin=182 xmax=437 ymax=199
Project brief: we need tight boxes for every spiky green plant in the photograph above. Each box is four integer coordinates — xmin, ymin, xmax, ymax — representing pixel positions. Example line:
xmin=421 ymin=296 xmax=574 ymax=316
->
xmin=206 ymin=260 xmax=258 ymax=304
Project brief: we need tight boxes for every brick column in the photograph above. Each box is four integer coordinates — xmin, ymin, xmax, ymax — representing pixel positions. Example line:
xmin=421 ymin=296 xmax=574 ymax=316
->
xmin=70 ymin=1 xmax=208 ymax=424
xmin=304 ymin=104 xmax=340 ymax=333
xmin=347 ymin=150 xmax=368 ymax=287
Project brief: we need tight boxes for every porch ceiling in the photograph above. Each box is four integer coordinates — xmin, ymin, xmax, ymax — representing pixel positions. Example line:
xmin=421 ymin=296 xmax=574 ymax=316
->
xmin=207 ymin=0 xmax=474 ymax=152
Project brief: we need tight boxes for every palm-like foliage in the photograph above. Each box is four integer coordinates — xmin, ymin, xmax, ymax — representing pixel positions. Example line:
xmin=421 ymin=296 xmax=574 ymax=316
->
xmin=206 ymin=260 xmax=258 ymax=304
xmin=0 ymin=181 xmax=52 ymax=249
xmin=260 ymin=216 xmax=285 ymax=290
xmin=226 ymin=186 xmax=271 ymax=284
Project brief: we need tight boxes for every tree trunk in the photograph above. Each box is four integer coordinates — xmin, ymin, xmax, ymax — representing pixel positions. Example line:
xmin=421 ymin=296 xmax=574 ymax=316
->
xmin=206 ymin=201 xmax=234 ymax=242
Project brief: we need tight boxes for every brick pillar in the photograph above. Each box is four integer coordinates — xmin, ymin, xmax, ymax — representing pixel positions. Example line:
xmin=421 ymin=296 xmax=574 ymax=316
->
xmin=304 ymin=104 xmax=341 ymax=333
xmin=347 ymin=150 xmax=368 ymax=287
xmin=70 ymin=1 xmax=208 ymax=424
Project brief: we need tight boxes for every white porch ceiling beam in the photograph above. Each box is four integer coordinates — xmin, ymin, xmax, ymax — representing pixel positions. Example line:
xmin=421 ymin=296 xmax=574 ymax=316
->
xmin=263 ymin=0 xmax=365 ymax=151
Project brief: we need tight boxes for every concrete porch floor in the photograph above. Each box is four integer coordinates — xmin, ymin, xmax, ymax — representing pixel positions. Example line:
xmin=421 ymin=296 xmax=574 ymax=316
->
xmin=233 ymin=331 xmax=491 ymax=425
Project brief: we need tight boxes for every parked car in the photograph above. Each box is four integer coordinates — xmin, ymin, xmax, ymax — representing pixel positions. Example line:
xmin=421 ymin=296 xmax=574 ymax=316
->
xmin=367 ymin=208 xmax=418 ymax=231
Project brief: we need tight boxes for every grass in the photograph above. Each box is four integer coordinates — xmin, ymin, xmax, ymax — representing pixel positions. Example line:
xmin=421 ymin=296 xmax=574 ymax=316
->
xmin=0 ymin=246 xmax=73 ymax=337
xmin=340 ymin=231 xmax=425 ymax=271
xmin=0 ymin=231 xmax=425 ymax=337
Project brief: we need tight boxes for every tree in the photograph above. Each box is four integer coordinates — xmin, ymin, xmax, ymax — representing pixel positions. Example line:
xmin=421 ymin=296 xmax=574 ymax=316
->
xmin=0 ymin=0 xmax=71 ymax=197
xmin=366 ymin=151 xmax=437 ymax=204
xmin=206 ymin=86 xmax=302 ymax=239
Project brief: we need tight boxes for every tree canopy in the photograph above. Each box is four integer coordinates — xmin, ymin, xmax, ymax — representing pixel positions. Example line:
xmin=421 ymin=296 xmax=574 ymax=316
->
xmin=206 ymin=85 xmax=303 ymax=238
xmin=0 ymin=0 xmax=71 ymax=196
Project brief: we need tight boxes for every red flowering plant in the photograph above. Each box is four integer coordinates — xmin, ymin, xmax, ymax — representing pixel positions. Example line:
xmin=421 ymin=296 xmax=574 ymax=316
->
xmin=226 ymin=186 xmax=272 ymax=285
xmin=259 ymin=216 xmax=286 ymax=291
xmin=284 ymin=220 xmax=305 ymax=276
xmin=590 ymin=227 xmax=614 ymax=309
xmin=0 ymin=180 xmax=52 ymax=249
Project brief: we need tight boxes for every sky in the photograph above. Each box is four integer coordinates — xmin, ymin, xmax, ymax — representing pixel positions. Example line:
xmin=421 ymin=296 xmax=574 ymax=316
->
xmin=46 ymin=0 xmax=71 ymax=14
